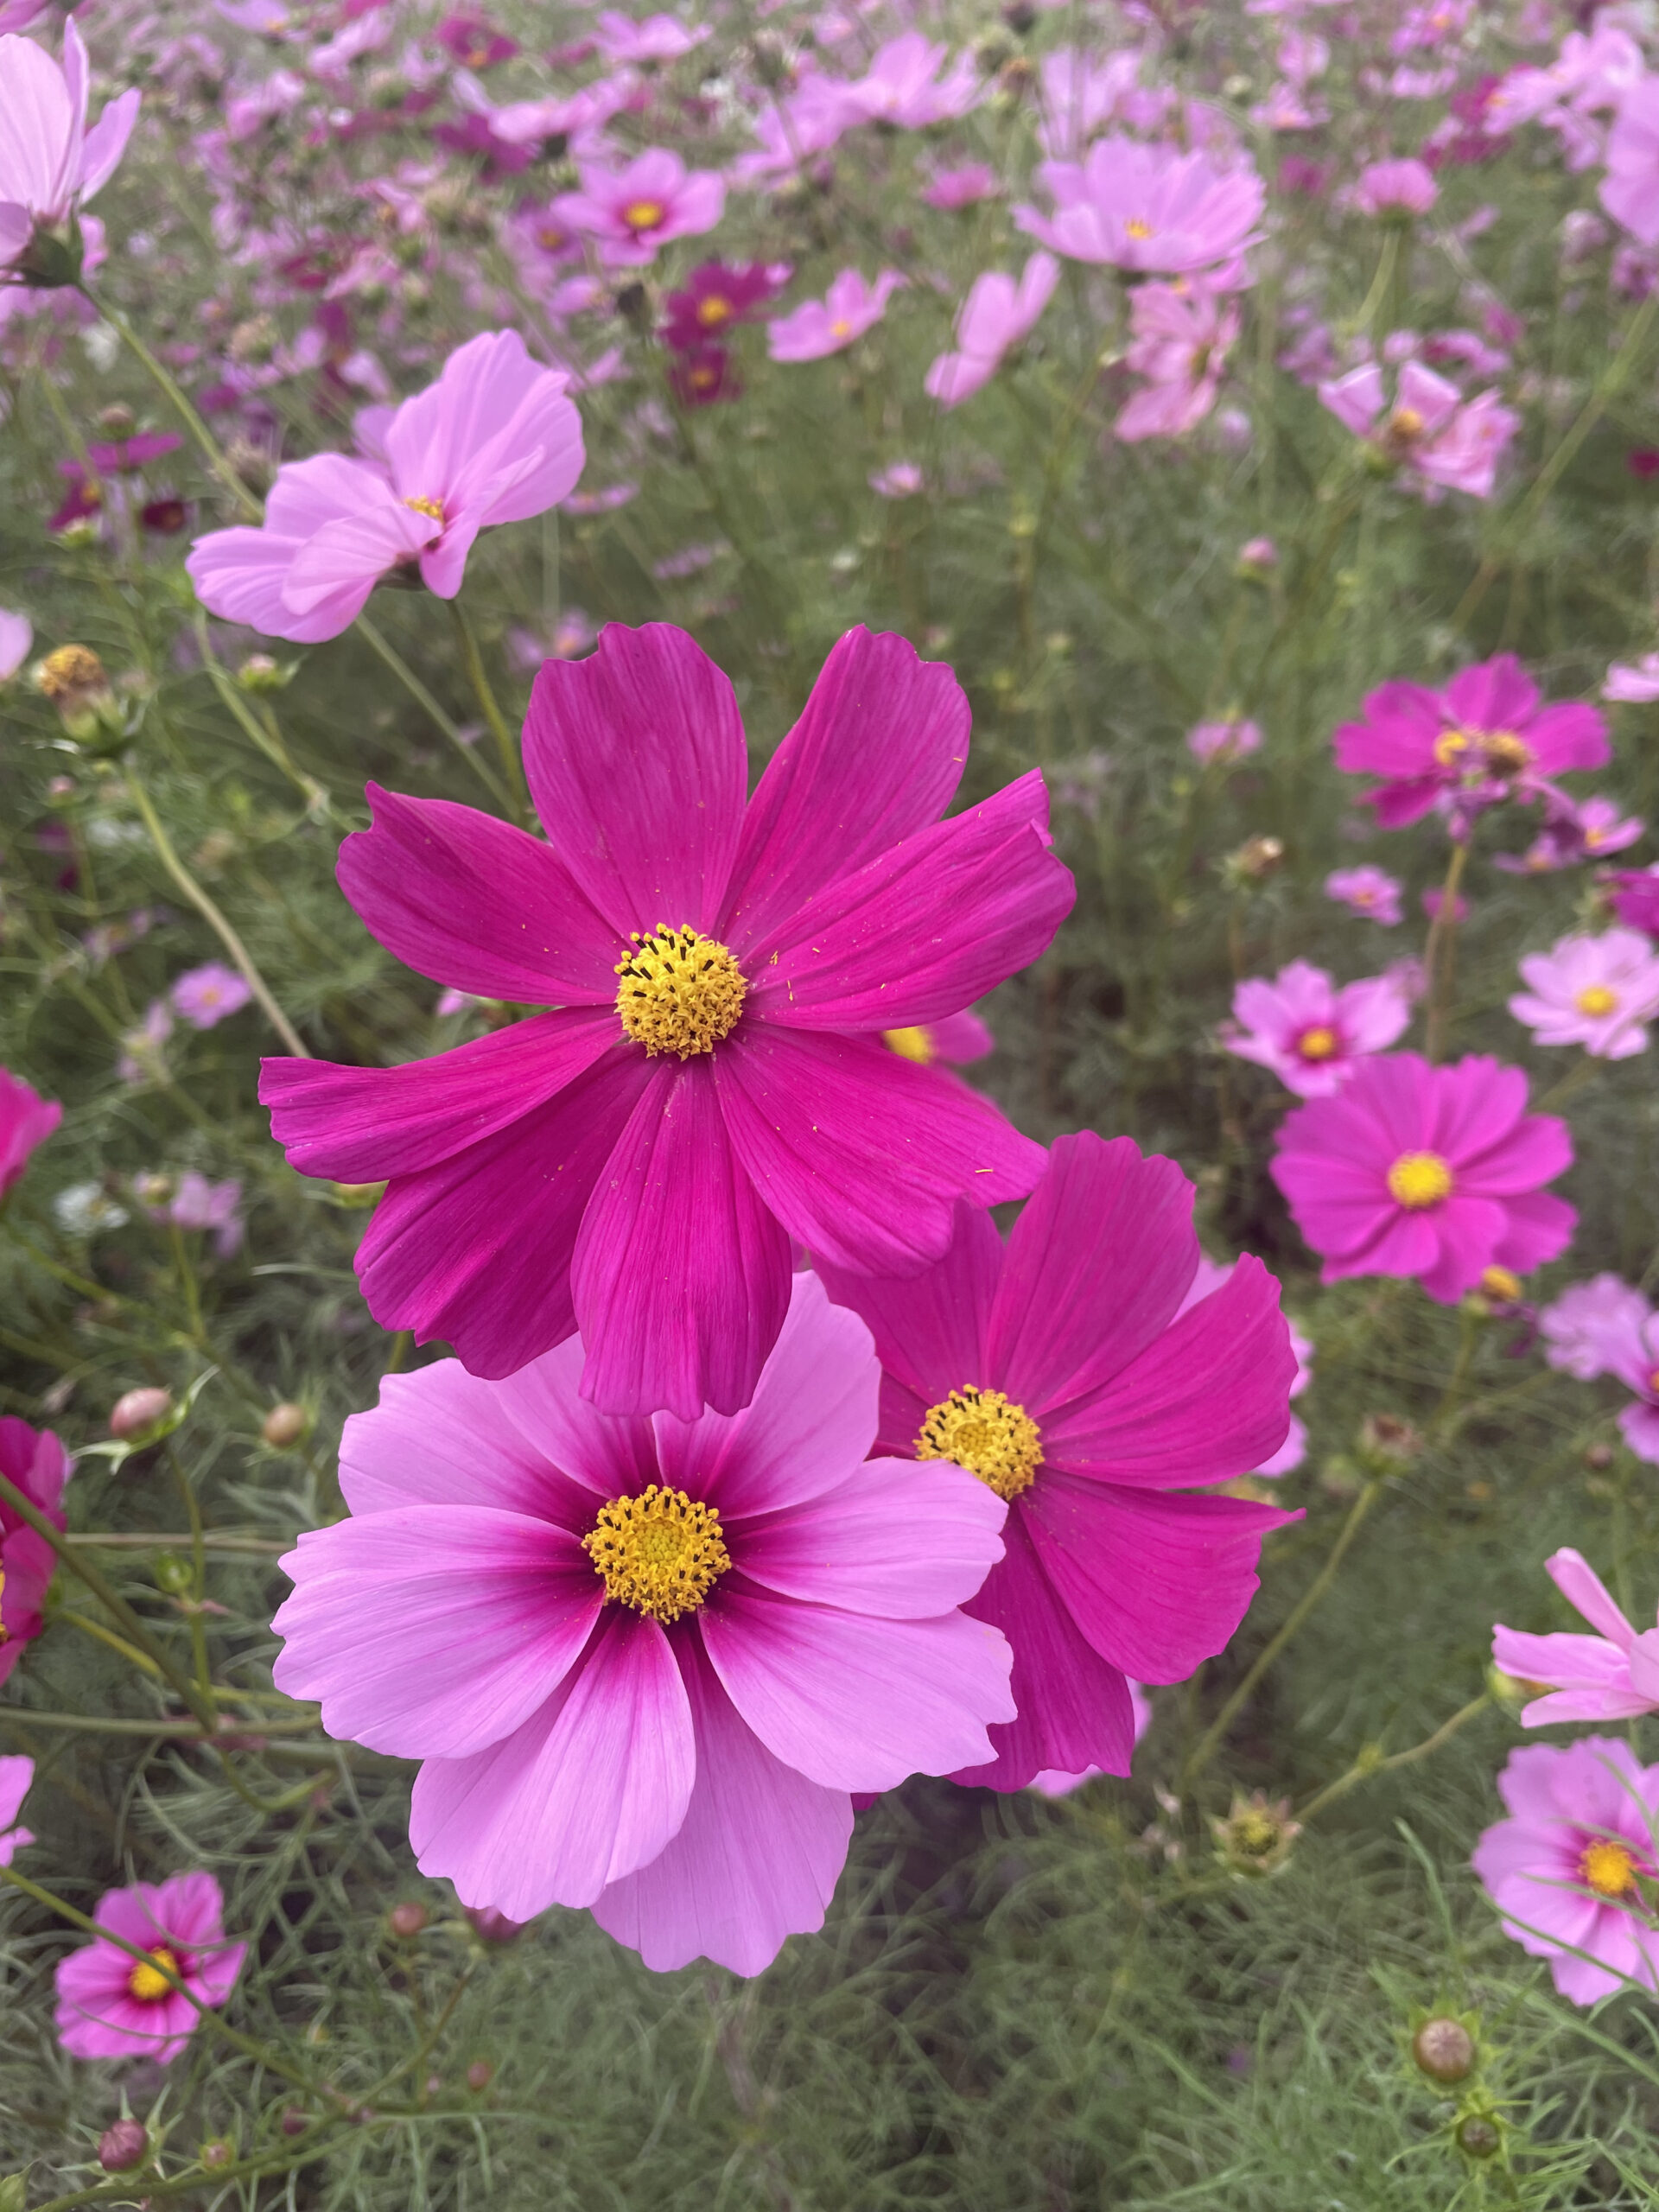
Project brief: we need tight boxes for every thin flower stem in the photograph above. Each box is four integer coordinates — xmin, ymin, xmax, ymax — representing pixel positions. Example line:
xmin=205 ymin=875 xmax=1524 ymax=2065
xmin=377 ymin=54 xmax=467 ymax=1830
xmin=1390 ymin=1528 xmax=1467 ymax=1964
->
xmin=1294 ymin=1693 xmax=1491 ymax=1825
xmin=166 ymin=1439 xmax=213 ymax=1696
xmin=355 ymin=612 xmax=515 ymax=810
xmin=77 ymin=284 xmax=264 ymax=522
xmin=1422 ymin=838 xmax=1469 ymax=1062
xmin=192 ymin=611 xmax=330 ymax=811
xmin=55 ymin=1609 xmax=162 ymax=1677
xmin=451 ymin=600 xmax=529 ymax=818
xmin=1535 ymin=1054 xmax=1600 ymax=1115
xmin=124 ymin=766 xmax=310 ymax=1058
xmin=1182 ymin=1480 xmax=1382 ymax=1791
xmin=67 ymin=1530 xmax=288 ymax=1554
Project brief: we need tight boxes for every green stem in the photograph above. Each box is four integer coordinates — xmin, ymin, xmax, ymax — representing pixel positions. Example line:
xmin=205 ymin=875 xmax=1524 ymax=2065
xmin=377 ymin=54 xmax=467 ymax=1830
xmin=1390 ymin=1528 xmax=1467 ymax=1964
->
xmin=1422 ymin=839 xmax=1469 ymax=1062
xmin=451 ymin=600 xmax=528 ymax=817
xmin=1294 ymin=1693 xmax=1491 ymax=1825
xmin=55 ymin=1608 xmax=162 ymax=1677
xmin=78 ymin=285 xmax=263 ymax=521
xmin=191 ymin=611 xmax=329 ymax=810
xmin=355 ymin=613 xmax=514 ymax=810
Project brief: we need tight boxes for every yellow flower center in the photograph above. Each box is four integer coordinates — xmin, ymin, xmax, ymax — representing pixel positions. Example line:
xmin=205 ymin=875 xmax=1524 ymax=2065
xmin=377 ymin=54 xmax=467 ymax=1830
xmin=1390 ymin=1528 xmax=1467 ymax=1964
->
xmin=1386 ymin=404 xmax=1425 ymax=446
xmin=1433 ymin=727 xmax=1471 ymax=766
xmin=1387 ymin=1150 xmax=1453 ymax=1210
xmin=697 ymin=295 xmax=733 ymax=327
xmin=883 ymin=1026 xmax=935 ymax=1064
xmin=38 ymin=644 xmax=106 ymax=699
xmin=1232 ymin=1810 xmax=1281 ymax=1855
xmin=1585 ymin=826 xmax=1607 ymax=849
xmin=1580 ymin=1837 xmax=1637 ymax=1898
xmin=623 ymin=199 xmax=665 ymax=232
xmin=1479 ymin=1266 xmax=1522 ymax=1301
xmin=1481 ymin=729 xmax=1532 ymax=773
xmin=1647 ymin=1363 xmax=1659 ymax=1395
xmin=537 ymin=224 xmax=569 ymax=251
xmin=582 ymin=1484 xmax=730 ymax=1623
xmin=614 ymin=925 xmax=747 ymax=1058
xmin=916 ymin=1387 xmax=1042 ymax=1503
xmin=1575 ymin=984 xmax=1618 ymax=1018
xmin=1126 ymin=215 xmax=1153 ymax=238
xmin=404 ymin=494 xmax=444 ymax=522
xmin=830 ymin=317 xmax=852 ymax=339
xmin=1297 ymin=1025 xmax=1339 ymax=1061
xmin=127 ymin=1946 xmax=181 ymax=2002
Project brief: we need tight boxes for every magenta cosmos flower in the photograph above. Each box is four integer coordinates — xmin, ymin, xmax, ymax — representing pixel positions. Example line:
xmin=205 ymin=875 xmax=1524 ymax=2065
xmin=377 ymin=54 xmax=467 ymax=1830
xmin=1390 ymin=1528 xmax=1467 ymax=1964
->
xmin=817 ymin=1133 xmax=1296 ymax=1791
xmin=1014 ymin=137 xmax=1265 ymax=274
xmin=1493 ymin=1549 xmax=1659 ymax=1726
xmin=925 ymin=252 xmax=1058 ymax=409
xmin=0 ymin=16 xmax=139 ymax=283
xmin=187 ymin=331 xmax=584 ymax=644
xmin=1510 ymin=929 xmax=1659 ymax=1059
xmin=1270 ymin=1052 xmax=1575 ymax=1303
xmin=549 ymin=149 xmax=724 ymax=268
xmin=769 ymin=270 xmax=906 ymax=363
xmin=1225 ymin=959 xmax=1412 ymax=1099
xmin=1333 ymin=653 xmax=1610 ymax=831
xmin=272 ymin=1274 xmax=1014 ymax=1975
xmin=1472 ymin=1738 xmax=1659 ymax=2005
xmin=0 ymin=1416 xmax=68 ymax=1687
xmin=261 ymin=624 xmax=1071 ymax=1416
xmin=54 ymin=1871 xmax=245 ymax=2062
xmin=0 ymin=1753 xmax=33 ymax=1864
xmin=0 ymin=1064 xmax=60 ymax=1194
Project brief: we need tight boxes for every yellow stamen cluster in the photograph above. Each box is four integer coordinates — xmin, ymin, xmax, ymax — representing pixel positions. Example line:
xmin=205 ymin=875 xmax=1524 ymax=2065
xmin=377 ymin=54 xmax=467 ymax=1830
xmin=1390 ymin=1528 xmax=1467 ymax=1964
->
xmin=1580 ymin=1837 xmax=1637 ymax=1898
xmin=37 ymin=645 xmax=107 ymax=701
xmin=1296 ymin=1025 xmax=1338 ymax=1062
xmin=1125 ymin=215 xmax=1154 ymax=238
xmin=1575 ymin=984 xmax=1618 ymax=1018
xmin=623 ymin=199 xmax=665 ymax=232
xmin=1479 ymin=1266 xmax=1522 ymax=1302
xmin=1433 ymin=725 xmax=1533 ymax=775
xmin=883 ymin=1026 xmax=936 ymax=1064
xmin=583 ymin=1484 xmax=731 ymax=1623
xmin=1384 ymin=405 xmax=1426 ymax=449
xmin=1481 ymin=729 xmax=1533 ymax=773
xmin=1387 ymin=1150 xmax=1453 ymax=1211
xmin=917 ymin=1386 xmax=1042 ymax=1503
xmin=404 ymin=494 xmax=444 ymax=522
xmin=697 ymin=295 xmax=733 ymax=327
xmin=616 ymin=925 xmax=747 ymax=1058
xmin=128 ymin=1946 xmax=181 ymax=2002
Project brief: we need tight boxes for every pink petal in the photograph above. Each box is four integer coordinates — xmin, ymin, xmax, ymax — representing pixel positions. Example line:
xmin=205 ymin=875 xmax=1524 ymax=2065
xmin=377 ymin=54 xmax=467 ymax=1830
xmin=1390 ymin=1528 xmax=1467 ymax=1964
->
xmin=335 ymin=783 xmax=621 ymax=1003
xmin=410 ymin=1608 xmax=695 ymax=1916
xmin=271 ymin=1507 xmax=601 ymax=1757
xmin=570 ymin=1058 xmax=792 ymax=1419
xmin=77 ymin=84 xmax=139 ymax=200
xmin=815 ymin=1198 xmax=1004 ymax=1405
xmin=737 ymin=1456 xmax=1007 ymax=1617
xmin=1547 ymin=1548 xmax=1637 ymax=1647
xmin=522 ymin=623 xmax=747 ymax=939
xmin=282 ymin=494 xmax=434 ymax=616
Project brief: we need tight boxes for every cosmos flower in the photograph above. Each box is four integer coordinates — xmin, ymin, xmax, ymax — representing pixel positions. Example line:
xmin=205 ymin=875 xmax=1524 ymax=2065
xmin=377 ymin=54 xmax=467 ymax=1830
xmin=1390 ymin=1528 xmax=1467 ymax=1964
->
xmin=923 ymin=163 xmax=1000 ymax=211
xmin=0 ymin=1755 xmax=33 ymax=1865
xmin=1604 ymin=653 xmax=1659 ymax=703
xmin=1325 ymin=866 xmax=1404 ymax=925
xmin=0 ymin=1065 xmax=60 ymax=1195
xmin=1472 ymin=1738 xmax=1659 ymax=2005
xmin=816 ymin=1133 xmax=1296 ymax=1792
xmin=271 ymin=1274 xmax=1014 ymax=1976
xmin=1318 ymin=359 xmax=1520 ymax=499
xmin=1269 ymin=1052 xmax=1575 ymax=1303
xmin=1537 ymin=1273 xmax=1650 ymax=1381
xmin=661 ymin=261 xmax=785 ymax=353
xmin=1014 ymin=136 xmax=1266 ymax=274
xmin=1492 ymin=1549 xmax=1659 ymax=1726
xmin=925 ymin=252 xmax=1058 ymax=409
xmin=54 ymin=1871 xmax=245 ymax=2063
xmin=1224 ymin=960 xmax=1412 ymax=1098
xmin=769 ymin=270 xmax=906 ymax=363
xmin=260 ymin=624 xmax=1073 ymax=1417
xmin=1495 ymin=793 xmax=1643 ymax=873
xmin=0 ymin=16 xmax=140 ymax=284
xmin=834 ymin=33 xmax=978 ymax=130
xmin=1606 ymin=863 xmax=1659 ymax=939
xmin=1509 ymin=929 xmax=1659 ymax=1058
xmin=1029 ymin=1681 xmax=1151 ymax=1798
xmin=549 ymin=149 xmax=724 ymax=268
xmin=0 ymin=607 xmax=29 ymax=680
xmin=170 ymin=962 xmax=252 ymax=1030
xmin=0 ymin=1418 xmax=67 ymax=1688
xmin=1354 ymin=156 xmax=1438 ymax=215
xmin=591 ymin=10 xmax=709 ymax=65
xmin=1115 ymin=280 xmax=1241 ymax=441
xmin=1602 ymin=77 xmax=1659 ymax=247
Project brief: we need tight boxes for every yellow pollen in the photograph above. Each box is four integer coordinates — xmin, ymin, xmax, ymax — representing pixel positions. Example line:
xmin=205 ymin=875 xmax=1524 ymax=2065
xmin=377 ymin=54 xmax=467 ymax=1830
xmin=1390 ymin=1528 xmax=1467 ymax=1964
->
xmin=1386 ymin=405 xmax=1425 ymax=443
xmin=38 ymin=644 xmax=106 ymax=699
xmin=127 ymin=1947 xmax=181 ymax=2002
xmin=1480 ymin=1266 xmax=1522 ymax=1301
xmin=1387 ymin=1150 xmax=1453 ymax=1210
xmin=1433 ymin=727 xmax=1472 ymax=767
xmin=697 ymin=295 xmax=733 ymax=327
xmin=0 ymin=1559 xmax=7 ymax=1643
xmin=582 ymin=1484 xmax=730 ymax=1623
xmin=1580 ymin=1837 xmax=1637 ymax=1898
xmin=830 ymin=317 xmax=852 ymax=339
xmin=690 ymin=366 xmax=716 ymax=389
xmin=623 ymin=199 xmax=665 ymax=232
xmin=883 ymin=1026 xmax=936 ymax=1064
xmin=1297 ymin=1025 xmax=1339 ymax=1062
xmin=1576 ymin=983 xmax=1619 ymax=1017
xmin=1585 ymin=827 xmax=1607 ymax=849
xmin=1125 ymin=215 xmax=1153 ymax=238
xmin=917 ymin=1386 xmax=1042 ymax=1503
xmin=404 ymin=494 xmax=444 ymax=521
xmin=1481 ymin=728 xmax=1532 ymax=773
xmin=615 ymin=925 xmax=747 ymax=1058
xmin=537 ymin=225 xmax=569 ymax=250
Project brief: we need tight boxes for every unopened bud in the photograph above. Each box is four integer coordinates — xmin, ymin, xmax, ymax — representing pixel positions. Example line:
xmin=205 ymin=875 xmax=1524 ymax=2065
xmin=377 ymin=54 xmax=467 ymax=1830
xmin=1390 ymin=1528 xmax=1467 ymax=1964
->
xmin=236 ymin=652 xmax=290 ymax=695
xmin=262 ymin=1402 xmax=308 ymax=1450
xmin=199 ymin=2139 xmax=234 ymax=2171
xmin=1455 ymin=2113 xmax=1501 ymax=2159
xmin=35 ymin=645 xmax=121 ymax=744
xmin=388 ymin=1901 xmax=428 ymax=1939
xmin=98 ymin=2120 xmax=149 ymax=2173
xmin=1413 ymin=2017 xmax=1475 ymax=2083
xmin=279 ymin=2107 xmax=308 ymax=2137
xmin=97 ymin=404 xmax=136 ymax=436
xmin=1236 ymin=535 xmax=1278 ymax=575
xmin=466 ymin=2059 xmax=493 ymax=2092
xmin=1584 ymin=1440 xmax=1615 ymax=1471
xmin=1357 ymin=1413 xmax=1421 ymax=1472
xmin=1224 ymin=834 xmax=1284 ymax=886
xmin=109 ymin=1386 xmax=174 ymax=1443
xmin=1211 ymin=1789 xmax=1301 ymax=1878
xmin=154 ymin=1552 xmax=194 ymax=1596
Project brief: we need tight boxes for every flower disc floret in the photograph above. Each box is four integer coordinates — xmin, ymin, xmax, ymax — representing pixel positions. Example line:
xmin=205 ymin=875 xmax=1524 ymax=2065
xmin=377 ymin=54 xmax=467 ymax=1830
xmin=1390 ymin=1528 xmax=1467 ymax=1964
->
xmin=1580 ymin=1837 xmax=1637 ymax=1897
xmin=615 ymin=925 xmax=747 ymax=1058
xmin=582 ymin=1484 xmax=731 ymax=1623
xmin=1297 ymin=1026 xmax=1338 ymax=1061
xmin=917 ymin=1386 xmax=1043 ymax=1502
xmin=1576 ymin=984 xmax=1618 ymax=1017
xmin=1387 ymin=1150 xmax=1453 ymax=1210
xmin=127 ymin=1947 xmax=179 ymax=2002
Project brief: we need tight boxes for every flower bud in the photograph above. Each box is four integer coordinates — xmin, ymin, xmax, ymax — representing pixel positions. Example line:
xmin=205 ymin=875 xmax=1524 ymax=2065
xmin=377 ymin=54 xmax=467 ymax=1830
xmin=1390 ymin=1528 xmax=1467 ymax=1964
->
xmin=1413 ymin=2017 xmax=1475 ymax=2083
xmin=262 ymin=1402 xmax=309 ymax=1450
xmin=236 ymin=653 xmax=293 ymax=695
xmin=1454 ymin=2113 xmax=1501 ymax=2159
xmin=280 ymin=2107 xmax=308 ymax=2138
xmin=1211 ymin=1790 xmax=1301 ymax=1878
xmin=154 ymin=1552 xmax=194 ymax=1596
xmin=199 ymin=2139 xmax=234 ymax=2171
xmin=109 ymin=1386 xmax=174 ymax=1443
xmin=1236 ymin=536 xmax=1278 ymax=575
xmin=1221 ymin=835 xmax=1284 ymax=887
xmin=35 ymin=645 xmax=122 ymax=744
xmin=1357 ymin=1413 xmax=1421 ymax=1474
xmin=97 ymin=405 xmax=136 ymax=437
xmin=1584 ymin=1440 xmax=1615 ymax=1471
xmin=388 ymin=1901 xmax=428 ymax=1938
xmin=98 ymin=2119 xmax=149 ymax=2173
xmin=466 ymin=2059 xmax=493 ymax=2092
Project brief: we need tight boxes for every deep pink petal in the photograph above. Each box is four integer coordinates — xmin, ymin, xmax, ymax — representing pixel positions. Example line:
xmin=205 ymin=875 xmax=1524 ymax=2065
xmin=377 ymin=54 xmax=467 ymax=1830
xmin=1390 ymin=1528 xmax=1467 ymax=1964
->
xmin=814 ymin=1200 xmax=1003 ymax=1407
xmin=522 ymin=623 xmax=747 ymax=938
xmin=736 ymin=1456 xmax=1007 ymax=1618
xmin=570 ymin=1058 xmax=792 ymax=1419
xmin=1442 ymin=653 xmax=1538 ymax=734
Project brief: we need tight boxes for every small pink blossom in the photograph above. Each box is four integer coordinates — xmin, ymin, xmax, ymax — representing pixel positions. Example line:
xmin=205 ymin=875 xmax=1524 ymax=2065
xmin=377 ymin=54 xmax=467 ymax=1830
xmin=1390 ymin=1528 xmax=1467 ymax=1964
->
xmin=1239 ymin=536 xmax=1278 ymax=570
xmin=1318 ymin=359 xmax=1519 ymax=499
xmin=925 ymin=252 xmax=1058 ymax=408
xmin=171 ymin=962 xmax=252 ymax=1030
xmin=550 ymin=149 xmax=725 ymax=268
xmin=0 ymin=607 xmax=31 ymax=679
xmin=1604 ymin=652 xmax=1659 ymax=702
xmin=1495 ymin=793 xmax=1643 ymax=872
xmin=1186 ymin=717 xmax=1261 ymax=765
xmin=0 ymin=1755 xmax=34 ymax=1865
xmin=1510 ymin=929 xmax=1659 ymax=1058
xmin=922 ymin=163 xmax=1000 ymax=211
xmin=118 ymin=998 xmax=171 ymax=1086
xmin=165 ymin=1171 xmax=245 ymax=1258
xmin=1224 ymin=960 xmax=1412 ymax=1098
xmin=869 ymin=461 xmax=923 ymax=499
xmin=1115 ymin=281 xmax=1240 ymax=442
xmin=54 ymin=1871 xmax=246 ymax=2063
xmin=835 ymin=33 xmax=978 ymax=130
xmin=1325 ymin=866 xmax=1404 ymax=925
xmin=0 ymin=16 xmax=141 ymax=281
xmin=1014 ymin=136 xmax=1266 ymax=275
xmin=591 ymin=11 xmax=709 ymax=65
xmin=769 ymin=270 xmax=906 ymax=362
xmin=0 ymin=1065 xmax=60 ymax=1195
xmin=1602 ymin=77 xmax=1659 ymax=246
xmin=1354 ymin=157 xmax=1439 ymax=216
xmin=1493 ymin=1549 xmax=1659 ymax=1726
xmin=1541 ymin=1273 xmax=1650 ymax=1380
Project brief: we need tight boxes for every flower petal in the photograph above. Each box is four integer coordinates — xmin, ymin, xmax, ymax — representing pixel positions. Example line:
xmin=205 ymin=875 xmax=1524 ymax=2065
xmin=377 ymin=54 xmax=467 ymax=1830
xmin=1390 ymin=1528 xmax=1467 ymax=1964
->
xmin=815 ymin=1198 xmax=1004 ymax=1405
xmin=737 ymin=1455 xmax=1007 ymax=1617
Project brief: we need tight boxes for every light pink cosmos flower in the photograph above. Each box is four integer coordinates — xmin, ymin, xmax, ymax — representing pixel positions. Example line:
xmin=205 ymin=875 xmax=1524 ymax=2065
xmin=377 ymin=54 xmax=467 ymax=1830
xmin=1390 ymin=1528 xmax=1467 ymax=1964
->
xmin=170 ymin=962 xmax=252 ymax=1030
xmin=1602 ymin=77 xmax=1659 ymax=246
xmin=54 ymin=1871 xmax=246 ymax=2063
xmin=1473 ymin=1738 xmax=1659 ymax=2005
xmin=550 ymin=149 xmax=724 ymax=268
xmin=1604 ymin=652 xmax=1659 ymax=702
xmin=0 ymin=607 xmax=30 ymax=679
xmin=817 ymin=1135 xmax=1296 ymax=1793
xmin=1354 ymin=156 xmax=1438 ymax=216
xmin=925 ymin=252 xmax=1058 ymax=408
xmin=1270 ymin=1052 xmax=1575 ymax=1303
xmin=166 ymin=1170 xmax=245 ymax=1258
xmin=923 ymin=162 xmax=999 ymax=210
xmin=0 ymin=16 xmax=140 ymax=280
xmin=1493 ymin=1549 xmax=1659 ymax=1726
xmin=188 ymin=332 xmax=584 ymax=644
xmin=1015 ymin=136 xmax=1265 ymax=275
xmin=591 ymin=10 xmax=709 ymax=65
xmin=1318 ymin=359 xmax=1520 ymax=499
xmin=869 ymin=461 xmax=923 ymax=499
xmin=1187 ymin=717 xmax=1261 ymax=764
xmin=1539 ymin=1274 xmax=1651 ymax=1380
xmin=261 ymin=625 xmax=1072 ymax=1418
xmin=834 ymin=33 xmax=978 ymax=130
xmin=0 ymin=1065 xmax=60 ymax=1194
xmin=769 ymin=270 xmax=906 ymax=362
xmin=272 ymin=1274 xmax=1014 ymax=1976
xmin=1325 ymin=865 xmax=1405 ymax=925
xmin=1116 ymin=280 xmax=1240 ymax=441
xmin=1225 ymin=960 xmax=1413 ymax=1098
xmin=0 ymin=1755 xmax=33 ymax=1865
xmin=0 ymin=1417 xmax=67 ymax=1688
xmin=1510 ymin=929 xmax=1659 ymax=1058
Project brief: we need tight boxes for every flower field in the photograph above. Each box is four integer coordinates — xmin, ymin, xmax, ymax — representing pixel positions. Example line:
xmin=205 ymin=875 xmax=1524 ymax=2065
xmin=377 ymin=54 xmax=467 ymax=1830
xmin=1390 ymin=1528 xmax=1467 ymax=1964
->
xmin=4 ymin=0 xmax=1659 ymax=2202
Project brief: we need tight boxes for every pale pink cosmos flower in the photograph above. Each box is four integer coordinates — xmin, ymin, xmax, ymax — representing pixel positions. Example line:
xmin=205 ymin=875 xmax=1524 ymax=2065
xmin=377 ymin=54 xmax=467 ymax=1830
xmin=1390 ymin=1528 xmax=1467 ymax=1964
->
xmin=925 ymin=252 xmax=1058 ymax=409
xmin=1354 ymin=157 xmax=1438 ymax=216
xmin=1510 ymin=928 xmax=1659 ymax=1058
xmin=1318 ymin=359 xmax=1519 ymax=499
xmin=869 ymin=461 xmax=923 ymax=499
xmin=769 ymin=270 xmax=906 ymax=363
xmin=1538 ymin=1274 xmax=1650 ymax=1380
xmin=923 ymin=163 xmax=1000 ymax=211
xmin=166 ymin=1170 xmax=244 ymax=1259
xmin=0 ymin=16 xmax=141 ymax=281
xmin=1495 ymin=794 xmax=1643 ymax=873
xmin=1602 ymin=77 xmax=1659 ymax=246
xmin=272 ymin=1274 xmax=1014 ymax=1976
xmin=170 ymin=962 xmax=252 ymax=1030
xmin=1604 ymin=652 xmax=1659 ymax=702
xmin=1224 ymin=959 xmax=1412 ymax=1098
xmin=550 ymin=149 xmax=724 ymax=268
xmin=54 ymin=1871 xmax=246 ymax=2063
xmin=0 ymin=607 xmax=30 ymax=679
xmin=188 ymin=331 xmax=584 ymax=643
xmin=1493 ymin=1549 xmax=1659 ymax=1726
xmin=1033 ymin=47 xmax=1145 ymax=160
xmin=1116 ymin=280 xmax=1240 ymax=442
xmin=1325 ymin=866 xmax=1405 ymax=925
xmin=591 ymin=11 xmax=709 ymax=65
xmin=834 ymin=33 xmax=979 ymax=130
xmin=0 ymin=1755 xmax=33 ymax=1866
xmin=1186 ymin=717 xmax=1261 ymax=764
xmin=1014 ymin=136 xmax=1266 ymax=275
